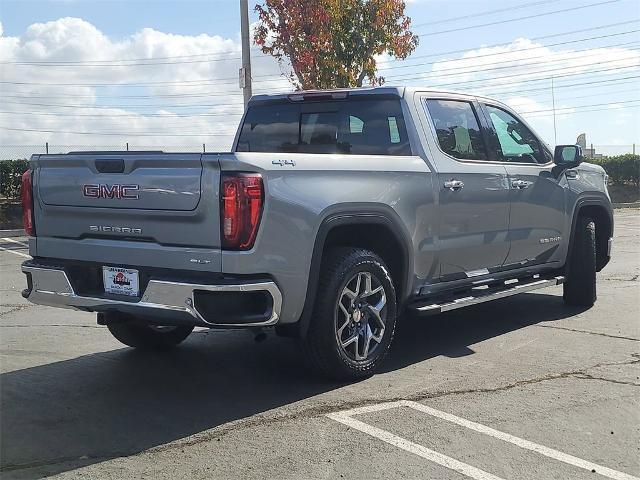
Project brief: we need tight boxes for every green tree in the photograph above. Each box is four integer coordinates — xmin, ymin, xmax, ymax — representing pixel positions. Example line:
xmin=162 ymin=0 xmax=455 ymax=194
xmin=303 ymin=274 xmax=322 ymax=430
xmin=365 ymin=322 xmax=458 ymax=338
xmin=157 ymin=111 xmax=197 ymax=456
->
xmin=254 ymin=0 xmax=418 ymax=90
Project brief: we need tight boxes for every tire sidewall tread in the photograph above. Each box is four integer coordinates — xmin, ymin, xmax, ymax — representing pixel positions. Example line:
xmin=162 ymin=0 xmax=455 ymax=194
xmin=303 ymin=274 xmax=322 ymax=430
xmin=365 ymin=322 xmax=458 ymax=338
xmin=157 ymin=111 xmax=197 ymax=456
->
xmin=563 ymin=215 xmax=597 ymax=307
xmin=302 ymin=247 xmax=397 ymax=380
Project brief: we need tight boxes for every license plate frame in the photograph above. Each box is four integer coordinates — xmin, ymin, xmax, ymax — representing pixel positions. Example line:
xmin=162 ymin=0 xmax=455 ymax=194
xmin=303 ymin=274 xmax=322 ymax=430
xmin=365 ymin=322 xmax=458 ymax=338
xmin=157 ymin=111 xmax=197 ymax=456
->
xmin=102 ymin=266 xmax=140 ymax=297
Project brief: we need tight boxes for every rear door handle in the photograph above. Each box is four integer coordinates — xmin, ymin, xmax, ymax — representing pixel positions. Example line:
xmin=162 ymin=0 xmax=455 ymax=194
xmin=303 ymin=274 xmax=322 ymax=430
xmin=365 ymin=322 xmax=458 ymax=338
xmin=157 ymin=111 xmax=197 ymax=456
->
xmin=511 ymin=179 xmax=532 ymax=189
xmin=444 ymin=179 xmax=464 ymax=191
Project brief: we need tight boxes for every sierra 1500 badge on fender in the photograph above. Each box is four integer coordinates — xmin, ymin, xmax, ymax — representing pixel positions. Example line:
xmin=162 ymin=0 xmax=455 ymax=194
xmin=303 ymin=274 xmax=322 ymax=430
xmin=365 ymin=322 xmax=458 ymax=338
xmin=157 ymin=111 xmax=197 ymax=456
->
xmin=83 ymin=184 xmax=139 ymax=199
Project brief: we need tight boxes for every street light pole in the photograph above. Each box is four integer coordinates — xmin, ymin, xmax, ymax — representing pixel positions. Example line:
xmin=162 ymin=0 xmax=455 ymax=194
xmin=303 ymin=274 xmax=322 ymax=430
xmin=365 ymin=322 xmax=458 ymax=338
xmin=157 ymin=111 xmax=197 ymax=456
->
xmin=239 ymin=0 xmax=253 ymax=109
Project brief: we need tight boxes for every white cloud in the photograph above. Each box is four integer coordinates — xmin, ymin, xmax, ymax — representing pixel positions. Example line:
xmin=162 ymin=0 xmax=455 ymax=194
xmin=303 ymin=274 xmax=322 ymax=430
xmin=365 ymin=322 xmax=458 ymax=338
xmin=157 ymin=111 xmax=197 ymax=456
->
xmin=0 ymin=17 xmax=290 ymax=149
xmin=382 ymin=37 xmax=639 ymax=146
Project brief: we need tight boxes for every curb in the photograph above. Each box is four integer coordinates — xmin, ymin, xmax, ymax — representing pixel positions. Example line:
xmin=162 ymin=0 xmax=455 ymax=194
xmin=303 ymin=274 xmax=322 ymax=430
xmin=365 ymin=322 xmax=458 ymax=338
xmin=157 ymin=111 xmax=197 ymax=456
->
xmin=612 ymin=203 xmax=640 ymax=209
xmin=0 ymin=229 xmax=26 ymax=237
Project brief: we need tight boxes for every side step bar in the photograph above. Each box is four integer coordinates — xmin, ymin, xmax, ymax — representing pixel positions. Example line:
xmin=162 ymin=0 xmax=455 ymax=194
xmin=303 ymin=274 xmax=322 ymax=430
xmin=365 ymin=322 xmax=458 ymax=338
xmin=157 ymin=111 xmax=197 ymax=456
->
xmin=409 ymin=275 xmax=565 ymax=316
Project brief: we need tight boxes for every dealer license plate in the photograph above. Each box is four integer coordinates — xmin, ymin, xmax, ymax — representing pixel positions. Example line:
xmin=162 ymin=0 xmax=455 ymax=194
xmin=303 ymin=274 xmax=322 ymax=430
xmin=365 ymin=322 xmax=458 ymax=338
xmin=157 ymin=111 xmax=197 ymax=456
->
xmin=102 ymin=266 xmax=139 ymax=296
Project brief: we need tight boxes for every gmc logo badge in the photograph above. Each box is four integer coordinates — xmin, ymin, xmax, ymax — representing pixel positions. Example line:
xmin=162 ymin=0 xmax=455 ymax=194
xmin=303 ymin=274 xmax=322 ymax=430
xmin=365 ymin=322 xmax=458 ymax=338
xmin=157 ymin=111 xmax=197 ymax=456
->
xmin=83 ymin=184 xmax=139 ymax=199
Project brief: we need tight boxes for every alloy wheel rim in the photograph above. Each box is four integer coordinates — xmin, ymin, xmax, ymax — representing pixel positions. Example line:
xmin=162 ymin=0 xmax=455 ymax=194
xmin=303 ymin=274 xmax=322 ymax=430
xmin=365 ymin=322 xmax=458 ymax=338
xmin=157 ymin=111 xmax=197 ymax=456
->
xmin=335 ymin=271 xmax=387 ymax=361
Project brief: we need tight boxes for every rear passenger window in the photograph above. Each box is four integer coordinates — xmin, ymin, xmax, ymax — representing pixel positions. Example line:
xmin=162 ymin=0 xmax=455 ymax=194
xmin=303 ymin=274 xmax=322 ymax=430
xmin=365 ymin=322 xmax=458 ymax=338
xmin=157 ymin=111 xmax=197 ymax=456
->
xmin=236 ymin=103 xmax=299 ymax=153
xmin=425 ymin=99 xmax=487 ymax=161
xmin=236 ymin=99 xmax=411 ymax=155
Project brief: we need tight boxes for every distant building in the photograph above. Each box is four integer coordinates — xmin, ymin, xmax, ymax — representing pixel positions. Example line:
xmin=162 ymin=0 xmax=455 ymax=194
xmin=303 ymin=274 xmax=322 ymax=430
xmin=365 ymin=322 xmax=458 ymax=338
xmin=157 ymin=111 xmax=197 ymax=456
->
xmin=576 ymin=133 xmax=603 ymax=158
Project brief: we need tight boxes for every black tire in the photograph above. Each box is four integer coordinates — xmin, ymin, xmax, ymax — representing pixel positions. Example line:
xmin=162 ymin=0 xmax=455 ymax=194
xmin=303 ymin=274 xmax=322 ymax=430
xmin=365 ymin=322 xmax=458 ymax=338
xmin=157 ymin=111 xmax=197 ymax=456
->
xmin=563 ymin=216 xmax=597 ymax=307
xmin=107 ymin=318 xmax=194 ymax=350
xmin=301 ymin=248 xmax=397 ymax=381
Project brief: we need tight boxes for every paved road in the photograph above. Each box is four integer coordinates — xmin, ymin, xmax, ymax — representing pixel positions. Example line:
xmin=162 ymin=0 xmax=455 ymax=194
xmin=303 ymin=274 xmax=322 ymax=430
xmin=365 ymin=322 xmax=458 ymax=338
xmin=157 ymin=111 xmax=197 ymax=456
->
xmin=1 ymin=210 xmax=638 ymax=480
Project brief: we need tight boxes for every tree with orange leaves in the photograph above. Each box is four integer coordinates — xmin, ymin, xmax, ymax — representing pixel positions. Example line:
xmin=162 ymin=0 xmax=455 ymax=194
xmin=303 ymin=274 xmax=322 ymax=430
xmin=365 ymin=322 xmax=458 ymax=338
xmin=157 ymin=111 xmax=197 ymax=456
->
xmin=254 ymin=0 xmax=418 ymax=90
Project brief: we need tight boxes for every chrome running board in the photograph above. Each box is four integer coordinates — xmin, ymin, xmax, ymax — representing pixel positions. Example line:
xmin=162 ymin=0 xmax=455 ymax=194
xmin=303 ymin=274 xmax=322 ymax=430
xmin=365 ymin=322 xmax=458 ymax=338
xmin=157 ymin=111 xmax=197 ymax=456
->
xmin=410 ymin=275 xmax=565 ymax=316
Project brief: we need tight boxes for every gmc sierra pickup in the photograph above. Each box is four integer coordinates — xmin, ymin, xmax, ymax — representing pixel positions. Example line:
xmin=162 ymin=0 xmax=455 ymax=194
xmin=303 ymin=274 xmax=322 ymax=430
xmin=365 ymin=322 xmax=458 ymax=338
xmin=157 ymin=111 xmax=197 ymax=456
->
xmin=20 ymin=86 xmax=613 ymax=379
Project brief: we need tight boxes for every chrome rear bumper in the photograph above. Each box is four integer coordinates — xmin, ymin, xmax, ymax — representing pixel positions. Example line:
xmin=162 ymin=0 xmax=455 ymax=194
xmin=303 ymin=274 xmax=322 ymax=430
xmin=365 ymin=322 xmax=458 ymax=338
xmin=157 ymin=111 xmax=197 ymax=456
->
xmin=22 ymin=264 xmax=282 ymax=328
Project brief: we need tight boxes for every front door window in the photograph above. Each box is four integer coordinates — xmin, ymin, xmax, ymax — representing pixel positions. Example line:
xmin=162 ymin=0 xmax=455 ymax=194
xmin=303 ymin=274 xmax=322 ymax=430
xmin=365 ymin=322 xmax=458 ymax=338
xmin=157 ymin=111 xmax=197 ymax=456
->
xmin=484 ymin=105 xmax=543 ymax=164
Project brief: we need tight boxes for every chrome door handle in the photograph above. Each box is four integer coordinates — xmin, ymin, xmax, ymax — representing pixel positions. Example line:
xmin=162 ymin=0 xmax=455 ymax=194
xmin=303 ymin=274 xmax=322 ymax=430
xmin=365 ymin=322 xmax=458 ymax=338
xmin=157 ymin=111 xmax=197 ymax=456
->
xmin=512 ymin=179 xmax=532 ymax=189
xmin=444 ymin=179 xmax=464 ymax=191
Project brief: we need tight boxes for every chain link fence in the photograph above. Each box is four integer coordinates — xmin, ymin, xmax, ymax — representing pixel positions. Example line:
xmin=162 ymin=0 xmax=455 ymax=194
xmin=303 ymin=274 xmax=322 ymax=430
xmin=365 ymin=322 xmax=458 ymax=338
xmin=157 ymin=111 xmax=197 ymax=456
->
xmin=0 ymin=143 xmax=233 ymax=161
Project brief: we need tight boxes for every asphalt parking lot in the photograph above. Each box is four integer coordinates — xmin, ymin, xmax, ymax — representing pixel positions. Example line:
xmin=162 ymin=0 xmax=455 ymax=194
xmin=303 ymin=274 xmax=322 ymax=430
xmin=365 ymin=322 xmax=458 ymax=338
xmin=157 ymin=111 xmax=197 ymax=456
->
xmin=1 ymin=210 xmax=638 ymax=480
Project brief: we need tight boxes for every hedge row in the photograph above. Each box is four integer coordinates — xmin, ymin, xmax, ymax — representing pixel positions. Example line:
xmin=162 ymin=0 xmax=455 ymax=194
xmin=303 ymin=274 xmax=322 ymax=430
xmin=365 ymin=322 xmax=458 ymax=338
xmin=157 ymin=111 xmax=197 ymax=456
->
xmin=590 ymin=154 xmax=639 ymax=187
xmin=0 ymin=159 xmax=28 ymax=200
xmin=1 ymin=155 xmax=638 ymax=199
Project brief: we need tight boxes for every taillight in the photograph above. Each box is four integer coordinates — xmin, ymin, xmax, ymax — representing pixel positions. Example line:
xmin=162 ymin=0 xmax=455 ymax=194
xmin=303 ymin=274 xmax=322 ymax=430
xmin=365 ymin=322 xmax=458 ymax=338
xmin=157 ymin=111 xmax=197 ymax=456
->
xmin=21 ymin=170 xmax=35 ymax=236
xmin=221 ymin=173 xmax=263 ymax=250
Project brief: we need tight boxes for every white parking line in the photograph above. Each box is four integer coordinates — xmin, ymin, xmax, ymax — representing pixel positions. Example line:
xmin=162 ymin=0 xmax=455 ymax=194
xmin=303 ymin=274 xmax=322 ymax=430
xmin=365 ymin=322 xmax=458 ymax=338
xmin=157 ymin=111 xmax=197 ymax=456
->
xmin=0 ymin=237 xmax=31 ymax=258
xmin=328 ymin=400 xmax=640 ymax=480
xmin=328 ymin=409 xmax=505 ymax=480
xmin=1 ymin=237 xmax=29 ymax=248
xmin=0 ymin=245 xmax=30 ymax=258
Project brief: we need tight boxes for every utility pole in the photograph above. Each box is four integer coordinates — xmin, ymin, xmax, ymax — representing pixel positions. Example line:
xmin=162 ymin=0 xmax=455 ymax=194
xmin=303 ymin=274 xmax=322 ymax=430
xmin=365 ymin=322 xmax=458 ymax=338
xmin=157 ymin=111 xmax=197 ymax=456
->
xmin=551 ymin=76 xmax=557 ymax=146
xmin=239 ymin=0 xmax=252 ymax=109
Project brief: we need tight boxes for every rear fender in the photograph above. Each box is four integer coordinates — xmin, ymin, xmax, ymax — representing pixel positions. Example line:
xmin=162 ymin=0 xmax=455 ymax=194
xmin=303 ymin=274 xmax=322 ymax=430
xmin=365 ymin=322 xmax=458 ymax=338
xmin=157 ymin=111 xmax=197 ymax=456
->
xmin=290 ymin=207 xmax=413 ymax=339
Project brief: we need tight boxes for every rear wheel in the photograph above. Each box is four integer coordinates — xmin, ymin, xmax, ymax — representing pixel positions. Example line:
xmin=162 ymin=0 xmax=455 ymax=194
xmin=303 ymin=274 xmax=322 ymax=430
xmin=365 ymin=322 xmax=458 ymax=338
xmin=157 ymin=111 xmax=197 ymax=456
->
xmin=106 ymin=316 xmax=194 ymax=350
xmin=302 ymin=248 xmax=397 ymax=380
xmin=563 ymin=216 xmax=597 ymax=307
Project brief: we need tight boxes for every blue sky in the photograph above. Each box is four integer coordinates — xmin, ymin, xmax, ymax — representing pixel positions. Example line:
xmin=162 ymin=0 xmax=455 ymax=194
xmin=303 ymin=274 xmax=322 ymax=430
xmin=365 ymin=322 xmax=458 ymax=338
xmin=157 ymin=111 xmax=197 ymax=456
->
xmin=1 ymin=0 xmax=639 ymax=151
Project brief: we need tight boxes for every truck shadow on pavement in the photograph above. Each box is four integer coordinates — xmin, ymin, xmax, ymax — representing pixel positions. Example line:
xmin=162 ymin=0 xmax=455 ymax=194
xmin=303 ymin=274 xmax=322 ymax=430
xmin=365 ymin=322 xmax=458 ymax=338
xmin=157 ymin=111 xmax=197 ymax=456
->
xmin=0 ymin=292 xmax=585 ymax=478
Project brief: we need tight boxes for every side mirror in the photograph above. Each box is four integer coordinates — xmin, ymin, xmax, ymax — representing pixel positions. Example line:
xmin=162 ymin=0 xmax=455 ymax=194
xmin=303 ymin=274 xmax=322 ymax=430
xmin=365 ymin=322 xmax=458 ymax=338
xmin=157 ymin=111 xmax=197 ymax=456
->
xmin=554 ymin=145 xmax=583 ymax=167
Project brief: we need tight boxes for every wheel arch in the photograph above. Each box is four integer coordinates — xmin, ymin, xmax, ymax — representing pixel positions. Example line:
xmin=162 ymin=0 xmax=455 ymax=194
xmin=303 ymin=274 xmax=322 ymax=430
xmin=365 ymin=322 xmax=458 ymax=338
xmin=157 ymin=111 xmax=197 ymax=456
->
xmin=281 ymin=206 xmax=413 ymax=339
xmin=567 ymin=196 xmax=613 ymax=273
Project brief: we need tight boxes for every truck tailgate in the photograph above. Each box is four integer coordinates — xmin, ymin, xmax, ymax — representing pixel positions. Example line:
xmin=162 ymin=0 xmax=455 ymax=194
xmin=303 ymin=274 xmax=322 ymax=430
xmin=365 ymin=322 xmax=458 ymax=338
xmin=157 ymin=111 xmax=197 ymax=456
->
xmin=32 ymin=152 xmax=222 ymax=261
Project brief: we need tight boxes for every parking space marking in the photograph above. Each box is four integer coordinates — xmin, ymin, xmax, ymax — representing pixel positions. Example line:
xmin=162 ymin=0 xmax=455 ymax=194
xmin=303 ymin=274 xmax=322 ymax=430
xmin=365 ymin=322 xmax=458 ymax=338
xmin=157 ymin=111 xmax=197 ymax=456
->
xmin=0 ymin=245 xmax=30 ymax=258
xmin=328 ymin=401 xmax=639 ymax=480
xmin=1 ymin=237 xmax=28 ymax=248
xmin=0 ymin=237 xmax=30 ymax=258
xmin=328 ymin=408 xmax=505 ymax=480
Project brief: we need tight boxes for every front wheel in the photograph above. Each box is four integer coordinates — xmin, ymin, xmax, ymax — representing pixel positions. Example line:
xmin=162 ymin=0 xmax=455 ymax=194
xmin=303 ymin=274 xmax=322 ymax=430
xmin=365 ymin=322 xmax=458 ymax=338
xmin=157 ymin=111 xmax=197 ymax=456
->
xmin=563 ymin=216 xmax=597 ymax=307
xmin=302 ymin=248 xmax=397 ymax=380
xmin=107 ymin=317 xmax=194 ymax=350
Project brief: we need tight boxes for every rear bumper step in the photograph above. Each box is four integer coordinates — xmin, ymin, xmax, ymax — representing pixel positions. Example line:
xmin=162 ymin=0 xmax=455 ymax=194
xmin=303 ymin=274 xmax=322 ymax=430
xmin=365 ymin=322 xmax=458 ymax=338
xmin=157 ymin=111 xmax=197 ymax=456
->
xmin=409 ymin=275 xmax=565 ymax=316
xmin=21 ymin=264 xmax=282 ymax=328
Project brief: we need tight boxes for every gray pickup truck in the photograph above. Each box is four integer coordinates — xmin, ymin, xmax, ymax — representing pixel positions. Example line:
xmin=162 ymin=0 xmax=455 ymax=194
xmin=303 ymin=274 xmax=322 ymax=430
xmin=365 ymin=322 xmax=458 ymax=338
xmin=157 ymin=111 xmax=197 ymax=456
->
xmin=20 ymin=86 xmax=613 ymax=379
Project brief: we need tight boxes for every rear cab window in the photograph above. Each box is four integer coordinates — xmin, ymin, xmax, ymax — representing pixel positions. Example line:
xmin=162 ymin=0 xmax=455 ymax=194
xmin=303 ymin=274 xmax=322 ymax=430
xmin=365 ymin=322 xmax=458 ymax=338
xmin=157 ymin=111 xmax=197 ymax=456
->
xmin=236 ymin=98 xmax=412 ymax=155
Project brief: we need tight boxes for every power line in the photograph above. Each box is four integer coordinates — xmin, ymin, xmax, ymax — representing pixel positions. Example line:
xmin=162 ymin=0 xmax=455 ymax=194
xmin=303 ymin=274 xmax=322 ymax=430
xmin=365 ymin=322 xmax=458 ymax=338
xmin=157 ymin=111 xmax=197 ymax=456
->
xmin=0 ymin=110 xmax=244 ymax=118
xmin=3 ymin=37 xmax=637 ymax=101
xmin=482 ymin=74 xmax=640 ymax=96
xmin=3 ymin=62 xmax=638 ymax=112
xmin=4 ymin=88 xmax=638 ymax=120
xmin=3 ymin=0 xmax=620 ymax=69
xmin=383 ymin=46 xmax=640 ymax=82
xmin=411 ymin=0 xmax=558 ymax=28
xmin=378 ymin=33 xmax=640 ymax=73
xmin=523 ymin=103 xmax=640 ymax=117
xmin=3 ymin=27 xmax=637 ymax=87
xmin=416 ymin=0 xmax=622 ymax=37
xmin=0 ymin=126 xmax=232 ymax=137
xmin=3 ymin=100 xmax=638 ymax=137
xmin=0 ymin=48 xmax=273 ymax=66
xmin=504 ymin=87 xmax=640 ymax=106
xmin=399 ymin=63 xmax=640 ymax=89
xmin=0 ymin=100 xmax=244 ymax=109
xmin=384 ymin=20 xmax=639 ymax=64
xmin=518 ymin=98 xmax=640 ymax=114
xmin=1 ymin=23 xmax=637 ymax=86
